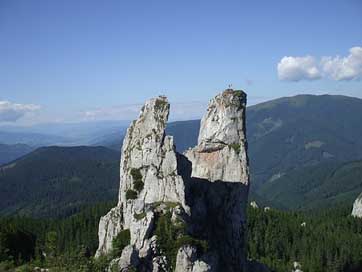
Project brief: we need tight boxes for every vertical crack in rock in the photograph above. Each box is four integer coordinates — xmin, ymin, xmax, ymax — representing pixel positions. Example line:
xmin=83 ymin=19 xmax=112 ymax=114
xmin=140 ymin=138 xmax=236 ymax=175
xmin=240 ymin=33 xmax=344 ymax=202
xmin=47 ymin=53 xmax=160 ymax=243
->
xmin=96 ymin=89 xmax=250 ymax=272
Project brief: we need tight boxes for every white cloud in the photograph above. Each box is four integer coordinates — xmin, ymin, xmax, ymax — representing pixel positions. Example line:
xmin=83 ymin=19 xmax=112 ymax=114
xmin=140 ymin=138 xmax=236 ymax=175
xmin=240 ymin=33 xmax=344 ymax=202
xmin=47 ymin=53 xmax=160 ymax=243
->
xmin=0 ymin=101 xmax=41 ymax=122
xmin=321 ymin=46 xmax=362 ymax=80
xmin=277 ymin=46 xmax=362 ymax=82
xmin=277 ymin=56 xmax=321 ymax=81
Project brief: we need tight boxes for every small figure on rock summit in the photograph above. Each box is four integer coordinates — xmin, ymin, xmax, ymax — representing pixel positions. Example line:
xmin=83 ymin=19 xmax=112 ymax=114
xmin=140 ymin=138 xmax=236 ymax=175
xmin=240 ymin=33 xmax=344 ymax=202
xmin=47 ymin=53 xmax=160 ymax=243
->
xmin=96 ymin=89 xmax=252 ymax=272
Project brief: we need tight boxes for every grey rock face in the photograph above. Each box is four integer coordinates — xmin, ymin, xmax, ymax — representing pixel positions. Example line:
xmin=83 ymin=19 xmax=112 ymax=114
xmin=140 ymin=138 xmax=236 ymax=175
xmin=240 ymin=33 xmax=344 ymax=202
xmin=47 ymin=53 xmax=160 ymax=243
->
xmin=185 ymin=90 xmax=249 ymax=184
xmin=108 ymin=245 xmax=139 ymax=272
xmin=96 ymin=96 xmax=189 ymax=258
xmin=184 ymin=89 xmax=249 ymax=271
xmin=198 ymin=90 xmax=247 ymax=148
xmin=352 ymin=192 xmax=362 ymax=218
xmin=96 ymin=206 xmax=123 ymax=257
xmin=96 ymin=89 xmax=250 ymax=272
xmin=175 ymin=245 xmax=197 ymax=272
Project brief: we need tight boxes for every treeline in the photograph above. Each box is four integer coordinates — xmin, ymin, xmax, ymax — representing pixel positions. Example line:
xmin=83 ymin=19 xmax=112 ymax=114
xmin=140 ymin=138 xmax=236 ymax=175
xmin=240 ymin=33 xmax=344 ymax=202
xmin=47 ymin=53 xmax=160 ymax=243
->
xmin=0 ymin=202 xmax=115 ymax=271
xmin=0 ymin=146 xmax=119 ymax=218
xmin=247 ymin=205 xmax=362 ymax=272
xmin=1 ymin=203 xmax=362 ymax=271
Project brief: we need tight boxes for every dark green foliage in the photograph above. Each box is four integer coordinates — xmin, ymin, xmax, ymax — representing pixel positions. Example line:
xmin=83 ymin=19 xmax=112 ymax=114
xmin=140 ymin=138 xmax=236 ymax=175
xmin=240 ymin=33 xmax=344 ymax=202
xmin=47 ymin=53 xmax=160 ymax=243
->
xmin=130 ymin=168 xmax=144 ymax=192
xmin=45 ymin=231 xmax=58 ymax=257
xmin=104 ymin=94 xmax=362 ymax=195
xmin=176 ymin=235 xmax=208 ymax=254
xmin=0 ymin=202 xmax=114 ymax=262
xmin=154 ymin=99 xmax=168 ymax=112
xmin=247 ymin=94 xmax=362 ymax=189
xmin=0 ymin=225 xmax=36 ymax=264
xmin=125 ymin=189 xmax=138 ymax=200
xmin=1 ymin=202 xmax=361 ymax=271
xmin=234 ymin=90 xmax=245 ymax=97
xmin=0 ymin=146 xmax=119 ymax=218
xmin=247 ymin=206 xmax=362 ymax=272
xmin=154 ymin=211 xmax=208 ymax=270
xmin=151 ymin=201 xmax=179 ymax=209
xmin=229 ymin=143 xmax=241 ymax=154
xmin=133 ymin=180 xmax=144 ymax=192
xmin=133 ymin=212 xmax=146 ymax=220
xmin=0 ymin=202 xmax=115 ymax=271
xmin=154 ymin=211 xmax=184 ymax=270
xmin=112 ymin=95 xmax=362 ymax=181
xmin=111 ymin=229 xmax=130 ymax=258
xmin=258 ymin=160 xmax=362 ymax=210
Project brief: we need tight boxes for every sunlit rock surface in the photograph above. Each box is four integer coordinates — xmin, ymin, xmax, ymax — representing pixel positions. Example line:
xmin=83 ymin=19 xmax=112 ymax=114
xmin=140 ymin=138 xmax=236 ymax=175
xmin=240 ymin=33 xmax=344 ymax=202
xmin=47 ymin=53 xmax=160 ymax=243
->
xmin=352 ymin=192 xmax=362 ymax=218
xmin=96 ymin=89 xmax=251 ymax=271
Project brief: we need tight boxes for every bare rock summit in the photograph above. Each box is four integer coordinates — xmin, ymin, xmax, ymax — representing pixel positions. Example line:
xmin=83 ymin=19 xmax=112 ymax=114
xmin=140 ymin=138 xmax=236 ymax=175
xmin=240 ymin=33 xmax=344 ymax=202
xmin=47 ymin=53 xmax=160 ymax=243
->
xmin=96 ymin=89 xmax=251 ymax=272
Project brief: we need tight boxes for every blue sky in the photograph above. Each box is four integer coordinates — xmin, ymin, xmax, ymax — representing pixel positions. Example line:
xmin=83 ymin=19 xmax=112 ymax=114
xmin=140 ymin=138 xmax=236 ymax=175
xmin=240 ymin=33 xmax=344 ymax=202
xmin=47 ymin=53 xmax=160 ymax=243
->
xmin=0 ymin=0 xmax=361 ymax=124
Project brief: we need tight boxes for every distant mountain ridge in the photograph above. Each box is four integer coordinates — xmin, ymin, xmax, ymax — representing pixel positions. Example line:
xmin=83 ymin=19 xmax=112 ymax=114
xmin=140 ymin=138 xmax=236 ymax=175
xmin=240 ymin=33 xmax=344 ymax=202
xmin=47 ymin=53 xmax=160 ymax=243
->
xmin=102 ymin=95 xmax=362 ymax=181
xmin=247 ymin=94 xmax=362 ymax=188
xmin=0 ymin=144 xmax=35 ymax=165
xmin=1 ymin=94 xmax=362 ymax=216
xmin=0 ymin=146 xmax=119 ymax=217
xmin=0 ymin=131 xmax=69 ymax=146
xmin=0 ymin=120 xmax=129 ymax=147
xmin=258 ymin=160 xmax=362 ymax=210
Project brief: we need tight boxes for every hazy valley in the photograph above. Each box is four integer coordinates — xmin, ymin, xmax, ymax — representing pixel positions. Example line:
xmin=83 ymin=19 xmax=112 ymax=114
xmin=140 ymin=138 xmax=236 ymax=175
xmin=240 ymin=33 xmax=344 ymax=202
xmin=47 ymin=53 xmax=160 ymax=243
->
xmin=1 ymin=93 xmax=362 ymax=272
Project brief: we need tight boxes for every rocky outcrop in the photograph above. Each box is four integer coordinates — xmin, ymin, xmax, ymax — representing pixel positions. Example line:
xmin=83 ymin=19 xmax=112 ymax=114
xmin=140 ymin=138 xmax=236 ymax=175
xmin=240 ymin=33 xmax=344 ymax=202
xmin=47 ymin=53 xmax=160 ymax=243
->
xmin=352 ymin=192 xmax=362 ymax=218
xmin=96 ymin=96 xmax=189 ymax=258
xmin=183 ymin=90 xmax=249 ymax=271
xmin=185 ymin=90 xmax=248 ymax=184
xmin=96 ymin=206 xmax=123 ymax=255
xmin=96 ymin=89 xmax=250 ymax=272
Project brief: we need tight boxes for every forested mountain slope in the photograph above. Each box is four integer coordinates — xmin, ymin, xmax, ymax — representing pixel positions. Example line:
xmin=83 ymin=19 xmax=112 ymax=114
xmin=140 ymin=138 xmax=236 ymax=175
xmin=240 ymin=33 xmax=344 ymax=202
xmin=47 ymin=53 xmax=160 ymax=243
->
xmin=1 ymin=94 xmax=362 ymax=216
xmin=247 ymin=94 xmax=362 ymax=188
xmin=0 ymin=146 xmax=119 ymax=217
xmin=0 ymin=144 xmax=35 ymax=165
xmin=258 ymin=160 xmax=362 ymax=210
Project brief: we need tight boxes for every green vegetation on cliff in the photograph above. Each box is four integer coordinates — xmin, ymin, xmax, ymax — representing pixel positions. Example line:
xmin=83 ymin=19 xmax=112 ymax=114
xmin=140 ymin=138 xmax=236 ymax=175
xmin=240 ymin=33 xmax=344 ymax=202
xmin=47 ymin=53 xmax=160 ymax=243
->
xmin=0 ymin=203 xmax=361 ymax=271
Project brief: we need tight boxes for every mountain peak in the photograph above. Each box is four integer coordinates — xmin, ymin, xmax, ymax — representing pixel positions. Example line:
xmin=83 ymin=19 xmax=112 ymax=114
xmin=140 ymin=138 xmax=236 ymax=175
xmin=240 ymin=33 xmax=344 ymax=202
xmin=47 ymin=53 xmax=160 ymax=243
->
xmin=96 ymin=91 xmax=250 ymax=271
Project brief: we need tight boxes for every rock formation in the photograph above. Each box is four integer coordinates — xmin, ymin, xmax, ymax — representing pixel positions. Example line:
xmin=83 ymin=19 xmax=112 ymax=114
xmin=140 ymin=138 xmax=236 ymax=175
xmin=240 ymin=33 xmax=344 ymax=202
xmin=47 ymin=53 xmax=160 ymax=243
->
xmin=352 ymin=192 xmax=362 ymax=218
xmin=96 ymin=89 xmax=250 ymax=272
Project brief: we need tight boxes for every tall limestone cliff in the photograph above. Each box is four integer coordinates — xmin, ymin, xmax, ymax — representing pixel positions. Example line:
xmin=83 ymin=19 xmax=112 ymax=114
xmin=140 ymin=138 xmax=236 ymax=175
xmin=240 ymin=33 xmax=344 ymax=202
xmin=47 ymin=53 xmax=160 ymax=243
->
xmin=352 ymin=192 xmax=362 ymax=218
xmin=183 ymin=89 xmax=249 ymax=271
xmin=96 ymin=89 xmax=250 ymax=272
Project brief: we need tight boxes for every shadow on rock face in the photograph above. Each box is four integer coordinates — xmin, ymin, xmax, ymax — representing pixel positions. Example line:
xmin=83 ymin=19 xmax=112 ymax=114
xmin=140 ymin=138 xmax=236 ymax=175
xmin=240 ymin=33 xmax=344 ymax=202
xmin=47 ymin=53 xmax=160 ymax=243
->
xmin=177 ymin=153 xmax=249 ymax=272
